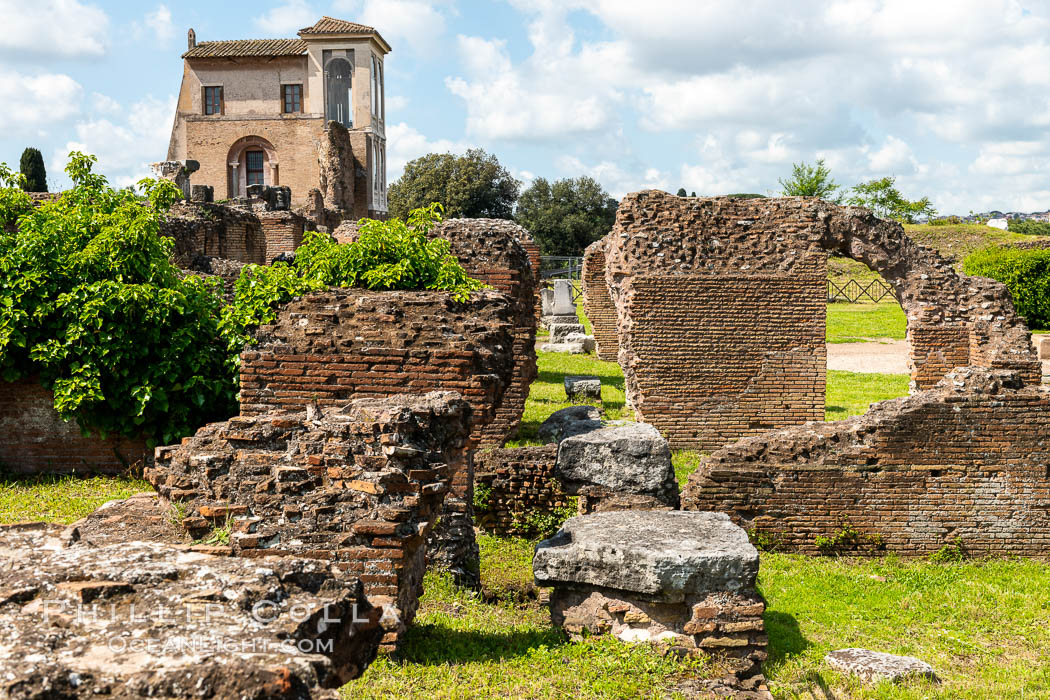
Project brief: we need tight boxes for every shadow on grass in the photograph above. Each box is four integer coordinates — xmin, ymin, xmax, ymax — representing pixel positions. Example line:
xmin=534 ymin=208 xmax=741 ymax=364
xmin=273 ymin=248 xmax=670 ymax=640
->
xmin=399 ymin=624 xmax=567 ymax=664
xmin=536 ymin=369 xmax=625 ymax=390
xmin=764 ymin=610 xmax=810 ymax=669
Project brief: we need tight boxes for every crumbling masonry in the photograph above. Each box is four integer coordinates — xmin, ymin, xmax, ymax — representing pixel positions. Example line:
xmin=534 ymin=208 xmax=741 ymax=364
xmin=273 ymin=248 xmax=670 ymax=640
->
xmin=604 ymin=191 xmax=1040 ymax=450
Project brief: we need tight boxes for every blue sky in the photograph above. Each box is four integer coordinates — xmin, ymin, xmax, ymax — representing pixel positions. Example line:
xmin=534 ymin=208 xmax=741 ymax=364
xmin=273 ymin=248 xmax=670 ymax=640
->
xmin=3 ymin=0 xmax=1050 ymax=214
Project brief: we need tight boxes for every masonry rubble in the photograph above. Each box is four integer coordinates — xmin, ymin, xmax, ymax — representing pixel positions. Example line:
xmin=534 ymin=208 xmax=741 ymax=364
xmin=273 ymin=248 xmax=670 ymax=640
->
xmin=0 ymin=522 xmax=383 ymax=699
xmin=564 ymin=375 xmax=602 ymax=403
xmin=536 ymin=405 xmax=603 ymax=444
xmin=534 ymin=511 xmax=769 ymax=690
xmin=825 ymin=649 xmax=938 ymax=684
xmin=146 ymin=391 xmax=472 ymax=650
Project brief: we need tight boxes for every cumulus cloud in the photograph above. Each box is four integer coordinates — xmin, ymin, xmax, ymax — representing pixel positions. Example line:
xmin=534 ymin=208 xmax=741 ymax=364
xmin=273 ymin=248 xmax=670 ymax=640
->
xmin=253 ymin=0 xmax=316 ymax=37
xmin=0 ymin=71 xmax=83 ymax=130
xmin=556 ymin=155 xmax=669 ymax=200
xmin=52 ymin=95 xmax=176 ymax=188
xmin=385 ymin=122 xmax=471 ymax=181
xmin=334 ymin=0 xmax=451 ymax=50
xmin=145 ymin=4 xmax=175 ymax=44
xmin=0 ymin=0 xmax=109 ymax=59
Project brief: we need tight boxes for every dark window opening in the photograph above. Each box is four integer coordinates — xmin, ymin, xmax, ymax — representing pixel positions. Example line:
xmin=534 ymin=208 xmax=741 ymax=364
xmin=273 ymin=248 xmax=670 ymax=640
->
xmin=282 ymin=84 xmax=302 ymax=114
xmin=204 ymin=86 xmax=223 ymax=115
xmin=246 ymin=150 xmax=265 ymax=186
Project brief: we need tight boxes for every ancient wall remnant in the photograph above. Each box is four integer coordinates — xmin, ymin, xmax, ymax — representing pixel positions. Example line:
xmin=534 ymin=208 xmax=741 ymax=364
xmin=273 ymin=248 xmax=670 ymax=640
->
xmin=582 ymin=238 xmax=619 ymax=362
xmin=605 ymin=191 xmax=1041 ymax=450
xmin=431 ymin=218 xmax=538 ymax=447
xmin=682 ymin=367 xmax=1050 ymax=556
xmin=147 ymin=391 xmax=471 ymax=647
xmin=317 ymin=121 xmax=356 ymax=215
xmin=474 ymin=445 xmax=571 ymax=537
xmin=0 ymin=523 xmax=383 ymax=698
xmin=162 ymin=201 xmax=306 ymax=265
xmin=238 ymin=288 xmax=517 ymax=587
xmin=0 ymin=378 xmax=148 ymax=474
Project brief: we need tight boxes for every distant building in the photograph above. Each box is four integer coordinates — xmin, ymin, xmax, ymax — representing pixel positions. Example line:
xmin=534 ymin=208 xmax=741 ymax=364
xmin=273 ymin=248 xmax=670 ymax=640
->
xmin=165 ymin=17 xmax=390 ymax=218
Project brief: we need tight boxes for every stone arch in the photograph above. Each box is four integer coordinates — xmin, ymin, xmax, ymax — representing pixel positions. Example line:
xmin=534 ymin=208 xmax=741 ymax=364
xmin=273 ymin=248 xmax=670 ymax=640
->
xmin=226 ymin=135 xmax=278 ymax=198
xmin=602 ymin=190 xmax=1040 ymax=450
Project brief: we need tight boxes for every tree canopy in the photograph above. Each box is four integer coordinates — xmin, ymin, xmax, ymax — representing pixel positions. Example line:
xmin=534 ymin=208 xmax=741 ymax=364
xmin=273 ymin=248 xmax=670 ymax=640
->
xmin=846 ymin=176 xmax=936 ymax=223
xmin=19 ymin=148 xmax=46 ymax=193
xmin=515 ymin=176 xmax=618 ymax=256
xmin=388 ymin=149 xmax=520 ymax=220
xmin=778 ymin=159 xmax=841 ymax=200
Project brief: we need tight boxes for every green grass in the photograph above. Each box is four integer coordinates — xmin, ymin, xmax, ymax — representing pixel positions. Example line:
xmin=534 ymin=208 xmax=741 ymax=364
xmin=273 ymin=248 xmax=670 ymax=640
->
xmin=0 ymin=473 xmax=151 ymax=524
xmin=904 ymin=222 xmax=1049 ymax=266
xmin=827 ymin=302 xmax=907 ymax=343
xmin=826 ymin=370 xmax=910 ymax=422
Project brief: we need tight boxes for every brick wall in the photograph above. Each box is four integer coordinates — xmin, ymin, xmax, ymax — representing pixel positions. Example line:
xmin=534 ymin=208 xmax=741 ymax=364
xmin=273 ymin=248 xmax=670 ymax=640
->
xmin=582 ymin=239 xmax=619 ymax=362
xmin=682 ymin=368 xmax=1050 ymax=556
xmin=147 ymin=392 xmax=471 ymax=648
xmin=257 ymin=210 xmax=305 ymax=261
xmin=164 ymin=202 xmax=306 ymax=266
xmin=0 ymin=378 xmax=148 ymax=474
xmin=605 ymin=191 xmax=1041 ymax=449
xmin=431 ymin=219 xmax=538 ymax=447
xmin=474 ymin=446 xmax=571 ymax=537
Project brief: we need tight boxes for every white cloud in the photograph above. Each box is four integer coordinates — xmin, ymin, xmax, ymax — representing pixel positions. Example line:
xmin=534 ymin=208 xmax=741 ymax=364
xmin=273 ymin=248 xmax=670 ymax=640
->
xmin=145 ymin=4 xmax=175 ymax=44
xmin=865 ymin=136 xmax=919 ymax=175
xmin=0 ymin=0 xmax=109 ymax=58
xmin=386 ymin=95 xmax=409 ymax=112
xmin=334 ymin=0 xmax=450 ymax=50
xmin=253 ymin=0 xmax=316 ymax=37
xmin=0 ymin=71 xmax=82 ymax=130
xmin=385 ymin=122 xmax=471 ymax=181
xmin=556 ymin=155 xmax=669 ymax=200
xmin=52 ymin=95 xmax=176 ymax=188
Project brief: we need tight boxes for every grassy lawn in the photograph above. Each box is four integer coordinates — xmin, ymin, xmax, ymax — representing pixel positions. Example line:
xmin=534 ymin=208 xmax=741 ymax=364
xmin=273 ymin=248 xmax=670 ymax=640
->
xmin=827 ymin=302 xmax=907 ymax=343
xmin=826 ymin=370 xmax=910 ymax=422
xmin=0 ymin=473 xmax=150 ymax=524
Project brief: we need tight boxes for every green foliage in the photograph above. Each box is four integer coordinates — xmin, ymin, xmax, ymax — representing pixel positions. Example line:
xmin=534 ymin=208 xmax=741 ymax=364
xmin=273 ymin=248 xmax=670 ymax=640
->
xmin=747 ymin=527 xmax=783 ymax=552
xmin=1007 ymin=219 xmax=1050 ymax=236
xmin=847 ymin=176 xmax=936 ymax=223
xmin=676 ymin=187 xmax=687 ymax=197
xmin=515 ymin=176 xmax=618 ymax=256
xmin=963 ymin=246 xmax=1050 ymax=329
xmin=388 ymin=149 xmax=520 ymax=220
xmin=778 ymin=159 xmax=841 ymax=201
xmin=293 ymin=203 xmax=483 ymax=302
xmin=928 ymin=215 xmax=963 ymax=226
xmin=473 ymin=480 xmax=493 ymax=514
xmin=814 ymin=517 xmax=886 ymax=555
xmin=0 ymin=153 xmax=236 ymax=446
xmin=0 ymin=473 xmax=150 ymax=525
xmin=929 ymin=538 xmax=966 ymax=564
xmin=510 ymin=495 xmax=577 ymax=539
xmin=19 ymin=147 xmax=47 ymax=193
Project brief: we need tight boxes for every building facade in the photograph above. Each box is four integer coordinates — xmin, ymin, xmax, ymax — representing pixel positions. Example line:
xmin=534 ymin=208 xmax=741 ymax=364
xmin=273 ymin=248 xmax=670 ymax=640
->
xmin=166 ymin=17 xmax=389 ymax=218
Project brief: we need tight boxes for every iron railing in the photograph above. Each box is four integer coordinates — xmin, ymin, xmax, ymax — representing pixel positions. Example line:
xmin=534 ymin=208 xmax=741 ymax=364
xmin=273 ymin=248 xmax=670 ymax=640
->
xmin=828 ymin=278 xmax=898 ymax=304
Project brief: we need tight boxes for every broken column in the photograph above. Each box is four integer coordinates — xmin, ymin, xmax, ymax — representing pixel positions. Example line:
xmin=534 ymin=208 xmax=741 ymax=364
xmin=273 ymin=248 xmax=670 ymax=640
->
xmin=0 ymin=522 xmax=383 ymax=699
xmin=150 ymin=159 xmax=200 ymax=200
xmin=534 ymin=511 xmax=768 ymax=683
xmin=147 ymin=391 xmax=473 ymax=648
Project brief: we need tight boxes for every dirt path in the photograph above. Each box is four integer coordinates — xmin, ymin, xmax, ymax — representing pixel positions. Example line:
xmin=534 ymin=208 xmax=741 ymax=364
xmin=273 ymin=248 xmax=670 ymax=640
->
xmin=827 ymin=340 xmax=909 ymax=374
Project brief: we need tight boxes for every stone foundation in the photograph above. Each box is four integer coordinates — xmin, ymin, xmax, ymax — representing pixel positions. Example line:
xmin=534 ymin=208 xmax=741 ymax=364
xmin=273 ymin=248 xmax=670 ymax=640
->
xmin=146 ymin=391 xmax=471 ymax=647
xmin=474 ymin=445 xmax=571 ymax=537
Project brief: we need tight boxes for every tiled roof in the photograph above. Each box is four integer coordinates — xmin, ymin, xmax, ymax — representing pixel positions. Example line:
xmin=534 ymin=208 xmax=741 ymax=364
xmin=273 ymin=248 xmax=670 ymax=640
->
xmin=298 ymin=16 xmax=376 ymax=35
xmin=183 ymin=38 xmax=307 ymax=59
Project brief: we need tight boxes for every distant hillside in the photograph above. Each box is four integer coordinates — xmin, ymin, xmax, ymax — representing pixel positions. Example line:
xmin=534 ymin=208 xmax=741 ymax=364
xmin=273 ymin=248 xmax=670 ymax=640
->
xmin=829 ymin=223 xmax=1050 ymax=284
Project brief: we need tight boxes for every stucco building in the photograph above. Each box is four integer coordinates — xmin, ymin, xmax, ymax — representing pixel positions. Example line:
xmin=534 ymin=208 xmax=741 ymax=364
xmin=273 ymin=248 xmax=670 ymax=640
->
xmin=166 ymin=16 xmax=389 ymax=218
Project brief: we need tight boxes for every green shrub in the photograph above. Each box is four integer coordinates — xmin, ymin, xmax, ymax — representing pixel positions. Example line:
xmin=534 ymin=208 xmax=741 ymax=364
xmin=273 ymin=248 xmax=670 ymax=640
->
xmin=929 ymin=215 xmax=963 ymax=226
xmin=1007 ymin=219 xmax=1050 ymax=236
xmin=963 ymin=246 xmax=1050 ymax=329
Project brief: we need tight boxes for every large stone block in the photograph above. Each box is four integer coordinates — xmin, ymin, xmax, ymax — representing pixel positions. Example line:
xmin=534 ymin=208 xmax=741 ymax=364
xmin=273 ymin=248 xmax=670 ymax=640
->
xmin=537 ymin=405 xmax=603 ymax=444
xmin=555 ymin=423 xmax=679 ymax=509
xmin=0 ymin=523 xmax=383 ymax=699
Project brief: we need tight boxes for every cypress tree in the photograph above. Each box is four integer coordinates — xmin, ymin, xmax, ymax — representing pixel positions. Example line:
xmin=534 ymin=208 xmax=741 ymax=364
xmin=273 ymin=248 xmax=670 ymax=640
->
xmin=19 ymin=147 xmax=47 ymax=192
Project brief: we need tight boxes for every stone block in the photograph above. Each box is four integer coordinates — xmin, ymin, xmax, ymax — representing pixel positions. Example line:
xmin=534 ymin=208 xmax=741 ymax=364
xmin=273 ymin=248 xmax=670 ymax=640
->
xmin=555 ymin=423 xmax=679 ymax=508
xmin=549 ymin=322 xmax=585 ymax=343
xmin=825 ymin=649 xmax=938 ymax=683
xmin=552 ymin=279 xmax=577 ymax=316
xmin=540 ymin=341 xmax=587 ymax=354
xmin=564 ymin=375 xmax=602 ymax=403
xmin=537 ymin=405 xmax=603 ymax=444
xmin=564 ymin=332 xmax=596 ymax=353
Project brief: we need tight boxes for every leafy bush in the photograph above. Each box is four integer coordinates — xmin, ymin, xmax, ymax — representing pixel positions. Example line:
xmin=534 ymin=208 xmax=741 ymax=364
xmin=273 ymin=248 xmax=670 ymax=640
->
xmin=929 ymin=215 xmax=963 ymax=226
xmin=963 ymin=246 xmax=1050 ymax=329
xmin=1007 ymin=219 xmax=1050 ymax=236
xmin=0 ymin=156 xmax=484 ymax=448
xmin=0 ymin=154 xmax=236 ymax=446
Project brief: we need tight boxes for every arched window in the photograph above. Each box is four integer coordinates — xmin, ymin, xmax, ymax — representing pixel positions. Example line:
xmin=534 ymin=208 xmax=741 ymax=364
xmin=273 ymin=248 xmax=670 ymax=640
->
xmin=226 ymin=135 xmax=277 ymax=198
xmin=325 ymin=57 xmax=352 ymax=127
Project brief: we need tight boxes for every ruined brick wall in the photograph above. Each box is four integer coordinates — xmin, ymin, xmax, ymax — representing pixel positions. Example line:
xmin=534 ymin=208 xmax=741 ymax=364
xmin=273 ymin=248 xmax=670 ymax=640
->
xmin=239 ymin=288 xmax=516 ymax=585
xmin=0 ymin=379 xmax=148 ymax=474
xmin=682 ymin=368 xmax=1050 ymax=556
xmin=431 ymin=219 xmax=538 ymax=447
xmin=605 ymin=192 xmax=827 ymax=449
xmin=147 ymin=392 xmax=470 ymax=647
xmin=582 ymin=238 xmax=619 ymax=362
xmin=606 ymin=191 xmax=1040 ymax=449
xmin=474 ymin=446 xmax=571 ymax=537
xmin=257 ymin=210 xmax=306 ymax=261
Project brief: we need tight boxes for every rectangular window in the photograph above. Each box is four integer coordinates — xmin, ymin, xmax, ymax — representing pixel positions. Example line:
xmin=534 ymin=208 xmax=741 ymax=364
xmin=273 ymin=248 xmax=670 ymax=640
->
xmin=246 ymin=150 xmax=265 ymax=186
xmin=282 ymin=84 xmax=302 ymax=114
xmin=203 ymin=86 xmax=223 ymax=115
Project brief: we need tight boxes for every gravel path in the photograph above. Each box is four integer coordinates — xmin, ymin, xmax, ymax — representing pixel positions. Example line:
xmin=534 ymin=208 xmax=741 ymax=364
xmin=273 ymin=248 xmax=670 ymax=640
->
xmin=827 ymin=340 xmax=909 ymax=374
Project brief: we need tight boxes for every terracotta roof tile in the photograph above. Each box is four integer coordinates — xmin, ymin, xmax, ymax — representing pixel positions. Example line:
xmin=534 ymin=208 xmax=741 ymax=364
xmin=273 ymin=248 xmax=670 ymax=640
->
xmin=298 ymin=16 xmax=376 ymax=35
xmin=183 ymin=38 xmax=307 ymax=59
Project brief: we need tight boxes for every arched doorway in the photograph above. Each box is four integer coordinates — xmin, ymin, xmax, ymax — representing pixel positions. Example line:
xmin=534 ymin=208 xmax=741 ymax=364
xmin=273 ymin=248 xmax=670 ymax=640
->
xmin=226 ymin=136 xmax=277 ymax=198
xmin=325 ymin=57 xmax=353 ymax=128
